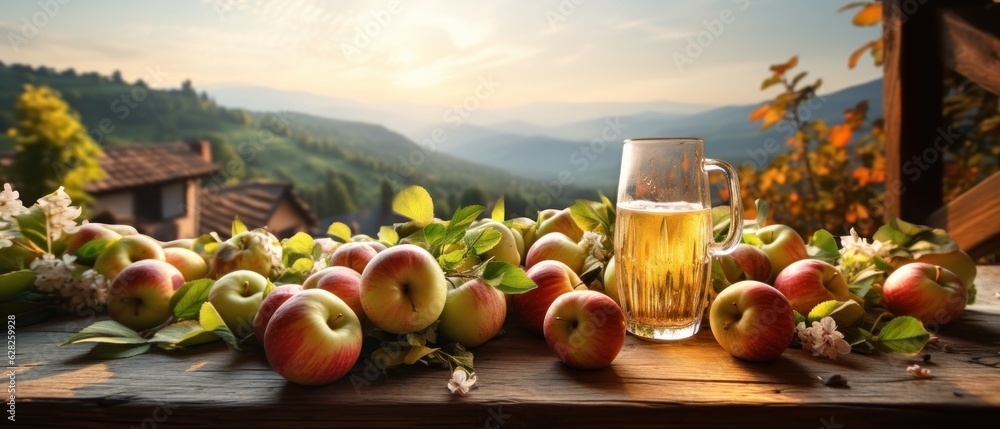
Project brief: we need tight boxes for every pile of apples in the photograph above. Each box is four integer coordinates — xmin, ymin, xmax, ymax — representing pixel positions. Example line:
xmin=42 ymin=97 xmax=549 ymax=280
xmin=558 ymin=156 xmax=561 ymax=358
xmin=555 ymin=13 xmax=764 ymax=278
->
xmin=81 ymin=205 xmax=626 ymax=386
xmin=707 ymin=224 xmax=976 ymax=362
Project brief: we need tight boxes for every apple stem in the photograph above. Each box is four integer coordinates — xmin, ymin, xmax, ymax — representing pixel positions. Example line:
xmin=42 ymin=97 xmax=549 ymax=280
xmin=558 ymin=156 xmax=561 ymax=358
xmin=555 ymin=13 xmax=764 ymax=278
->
xmin=243 ymin=281 xmax=250 ymax=296
xmin=934 ymin=266 xmax=941 ymax=283
xmin=334 ymin=313 xmax=343 ymax=322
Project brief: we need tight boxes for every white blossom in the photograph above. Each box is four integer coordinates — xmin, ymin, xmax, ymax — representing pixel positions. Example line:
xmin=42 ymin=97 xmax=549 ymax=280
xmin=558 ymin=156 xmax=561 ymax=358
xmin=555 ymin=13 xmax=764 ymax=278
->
xmin=906 ymin=364 xmax=932 ymax=379
xmin=799 ymin=317 xmax=852 ymax=360
xmin=0 ymin=183 xmax=29 ymax=221
xmin=447 ymin=368 xmax=477 ymax=396
xmin=62 ymin=269 xmax=110 ymax=313
xmin=840 ymin=228 xmax=892 ymax=260
xmin=30 ymin=253 xmax=77 ymax=293
xmin=0 ymin=226 xmax=15 ymax=249
xmin=36 ymin=187 xmax=82 ymax=241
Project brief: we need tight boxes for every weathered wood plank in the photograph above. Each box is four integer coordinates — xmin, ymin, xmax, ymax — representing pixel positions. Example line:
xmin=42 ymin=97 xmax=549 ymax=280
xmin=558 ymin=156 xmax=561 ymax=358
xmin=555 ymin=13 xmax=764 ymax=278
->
xmin=926 ymin=172 xmax=1000 ymax=258
xmin=939 ymin=3 xmax=1000 ymax=96
xmin=882 ymin=0 xmax=945 ymax=223
xmin=11 ymin=267 xmax=1000 ymax=428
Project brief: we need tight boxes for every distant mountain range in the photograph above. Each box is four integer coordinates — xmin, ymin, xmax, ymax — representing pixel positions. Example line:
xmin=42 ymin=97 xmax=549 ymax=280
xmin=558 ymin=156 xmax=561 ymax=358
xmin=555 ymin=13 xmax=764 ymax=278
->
xmin=208 ymin=79 xmax=883 ymax=189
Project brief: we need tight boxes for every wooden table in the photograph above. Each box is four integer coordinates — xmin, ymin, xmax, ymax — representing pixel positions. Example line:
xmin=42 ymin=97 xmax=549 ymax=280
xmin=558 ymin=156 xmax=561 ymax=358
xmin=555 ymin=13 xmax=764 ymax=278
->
xmin=13 ymin=267 xmax=1000 ymax=428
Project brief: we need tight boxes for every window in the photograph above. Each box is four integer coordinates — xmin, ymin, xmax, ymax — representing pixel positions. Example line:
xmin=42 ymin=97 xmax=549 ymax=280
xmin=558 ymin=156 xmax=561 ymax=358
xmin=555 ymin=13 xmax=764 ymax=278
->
xmin=134 ymin=181 xmax=187 ymax=221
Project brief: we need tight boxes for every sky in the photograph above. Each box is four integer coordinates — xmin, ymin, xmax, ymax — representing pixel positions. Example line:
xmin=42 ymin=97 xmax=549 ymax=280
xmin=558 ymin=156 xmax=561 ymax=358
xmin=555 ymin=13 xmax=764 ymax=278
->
xmin=0 ymin=0 xmax=882 ymax=113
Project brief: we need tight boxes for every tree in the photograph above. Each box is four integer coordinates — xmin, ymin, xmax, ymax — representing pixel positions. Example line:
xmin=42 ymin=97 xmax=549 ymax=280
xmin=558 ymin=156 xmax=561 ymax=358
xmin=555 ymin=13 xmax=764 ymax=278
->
xmin=111 ymin=70 xmax=124 ymax=84
xmin=181 ymin=79 xmax=196 ymax=96
xmin=199 ymin=134 xmax=245 ymax=182
xmin=458 ymin=186 xmax=488 ymax=207
xmin=7 ymin=85 xmax=104 ymax=207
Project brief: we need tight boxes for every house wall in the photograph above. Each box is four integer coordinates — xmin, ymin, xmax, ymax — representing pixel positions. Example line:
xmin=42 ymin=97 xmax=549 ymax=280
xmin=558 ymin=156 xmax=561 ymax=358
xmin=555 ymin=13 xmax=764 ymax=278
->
xmin=93 ymin=192 xmax=134 ymax=221
xmin=269 ymin=199 xmax=307 ymax=236
xmin=172 ymin=178 xmax=199 ymax=239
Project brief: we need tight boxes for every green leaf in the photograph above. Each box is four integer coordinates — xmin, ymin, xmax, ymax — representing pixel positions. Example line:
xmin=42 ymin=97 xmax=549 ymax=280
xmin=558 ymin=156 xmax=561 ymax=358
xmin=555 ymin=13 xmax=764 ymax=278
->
xmin=849 ymin=268 xmax=883 ymax=300
xmin=874 ymin=316 xmax=930 ymax=354
xmin=793 ymin=310 xmax=806 ymax=326
xmin=378 ymin=226 xmax=399 ymax=246
xmin=710 ymin=258 xmax=731 ymax=294
xmin=199 ymin=302 xmax=241 ymax=350
xmin=74 ymin=239 xmax=109 ymax=263
xmin=262 ymin=279 xmax=276 ymax=299
xmin=282 ymin=232 xmax=314 ymax=262
xmin=14 ymin=205 xmax=49 ymax=251
xmin=761 ymin=74 xmax=782 ymax=90
xmin=570 ymin=200 xmax=604 ymax=232
xmin=711 ymin=205 xmax=732 ymax=242
xmin=149 ymin=320 xmax=209 ymax=345
xmin=790 ymin=71 xmax=808 ymax=88
xmin=446 ymin=205 xmax=485 ymax=244
xmin=806 ymin=230 xmax=840 ymax=264
xmin=482 ymin=261 xmax=536 ymax=294
xmin=443 ymin=343 xmax=475 ymax=370
xmin=465 ymin=228 xmax=502 ymax=255
xmin=967 ymin=283 xmax=977 ymax=305
xmin=755 ymin=199 xmax=770 ymax=227
xmin=327 ymin=222 xmax=352 ymax=242
xmin=87 ymin=343 xmax=152 ymax=359
xmin=231 ymin=216 xmax=248 ymax=236
xmin=491 ymin=196 xmax=505 ymax=222
xmin=276 ymin=258 xmax=313 ymax=284
xmin=422 ymin=223 xmax=447 ymax=249
xmin=0 ymin=269 xmax=38 ymax=302
xmin=404 ymin=345 xmax=440 ymax=364
xmin=169 ymin=279 xmax=215 ymax=320
xmin=392 ymin=185 xmax=435 ymax=226
xmin=61 ymin=320 xmax=147 ymax=345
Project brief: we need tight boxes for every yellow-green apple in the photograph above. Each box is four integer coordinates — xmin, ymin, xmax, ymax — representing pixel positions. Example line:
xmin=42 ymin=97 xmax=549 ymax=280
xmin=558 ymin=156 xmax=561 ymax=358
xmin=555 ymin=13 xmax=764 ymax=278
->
xmin=543 ymin=290 xmax=626 ymax=369
xmin=253 ymin=284 xmax=303 ymax=341
xmin=360 ymin=244 xmax=447 ymax=334
xmin=709 ymin=280 xmax=795 ymax=362
xmin=438 ymin=279 xmax=507 ymax=348
xmin=510 ymin=217 xmax=537 ymax=260
xmin=603 ymin=256 xmax=619 ymax=304
xmin=883 ymin=263 xmax=967 ymax=327
xmin=510 ymin=228 xmax=526 ymax=264
xmin=263 ymin=289 xmax=363 ymax=385
xmin=94 ymin=234 xmax=165 ymax=280
xmin=89 ymin=222 xmax=139 ymax=236
xmin=330 ymin=242 xmax=379 ymax=275
xmin=303 ymin=266 xmax=365 ymax=323
xmin=64 ymin=223 xmax=122 ymax=255
xmin=163 ymin=247 xmax=209 ymax=282
xmin=467 ymin=221 xmax=520 ymax=265
xmin=891 ymin=250 xmax=977 ymax=290
xmin=208 ymin=270 xmax=269 ymax=338
xmin=516 ymin=260 xmax=581 ymax=335
xmin=209 ymin=229 xmax=283 ymax=280
xmin=525 ymin=232 xmax=587 ymax=274
xmin=718 ymin=244 xmax=771 ymax=283
xmin=536 ymin=208 xmax=584 ymax=242
xmin=107 ymin=259 xmax=185 ymax=331
xmin=754 ymin=224 xmax=808 ymax=283
xmin=773 ymin=259 xmax=860 ymax=314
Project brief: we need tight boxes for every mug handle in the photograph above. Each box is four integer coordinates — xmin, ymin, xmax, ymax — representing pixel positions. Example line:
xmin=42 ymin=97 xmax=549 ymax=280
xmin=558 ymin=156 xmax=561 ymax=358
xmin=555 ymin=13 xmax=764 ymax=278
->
xmin=704 ymin=158 xmax=743 ymax=256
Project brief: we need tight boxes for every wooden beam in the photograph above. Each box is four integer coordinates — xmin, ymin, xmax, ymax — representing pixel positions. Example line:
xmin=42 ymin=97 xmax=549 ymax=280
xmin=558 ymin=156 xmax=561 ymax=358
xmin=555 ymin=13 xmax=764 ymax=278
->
xmin=882 ymin=0 xmax=945 ymax=223
xmin=926 ymin=172 xmax=1000 ymax=259
xmin=939 ymin=6 xmax=1000 ymax=95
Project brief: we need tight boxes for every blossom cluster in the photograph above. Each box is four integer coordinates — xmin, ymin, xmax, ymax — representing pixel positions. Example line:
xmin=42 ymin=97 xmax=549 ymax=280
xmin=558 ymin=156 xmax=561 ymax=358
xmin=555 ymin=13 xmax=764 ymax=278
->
xmin=796 ymin=316 xmax=852 ymax=360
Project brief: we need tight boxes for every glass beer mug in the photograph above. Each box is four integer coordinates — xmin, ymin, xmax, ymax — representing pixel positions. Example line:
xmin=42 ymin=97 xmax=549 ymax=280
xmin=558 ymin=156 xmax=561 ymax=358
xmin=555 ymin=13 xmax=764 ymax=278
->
xmin=614 ymin=138 xmax=743 ymax=340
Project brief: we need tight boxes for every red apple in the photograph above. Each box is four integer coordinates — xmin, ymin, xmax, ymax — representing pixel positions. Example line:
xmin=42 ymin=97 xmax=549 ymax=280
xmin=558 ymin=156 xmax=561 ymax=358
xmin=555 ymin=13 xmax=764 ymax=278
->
xmin=718 ymin=244 xmax=772 ymax=283
xmin=303 ymin=266 xmax=365 ymax=323
xmin=709 ymin=280 xmax=795 ymax=362
xmin=773 ymin=259 xmax=859 ymax=314
xmin=163 ymin=247 xmax=209 ymax=282
xmin=883 ymin=263 xmax=967 ymax=327
xmin=515 ymin=260 xmax=581 ymax=335
xmin=107 ymin=260 xmax=185 ymax=331
xmin=64 ymin=223 xmax=122 ymax=255
xmin=264 ymin=289 xmax=363 ymax=385
xmin=438 ymin=279 xmax=507 ymax=348
xmin=536 ymin=208 xmax=584 ymax=242
xmin=253 ymin=284 xmax=303 ymax=341
xmin=543 ymin=290 xmax=626 ymax=369
xmin=94 ymin=234 xmax=166 ymax=281
xmin=525 ymin=232 xmax=587 ymax=274
xmin=330 ymin=242 xmax=379 ymax=275
xmin=754 ymin=224 xmax=808 ymax=283
xmin=360 ymin=244 xmax=447 ymax=334
xmin=891 ymin=250 xmax=977 ymax=291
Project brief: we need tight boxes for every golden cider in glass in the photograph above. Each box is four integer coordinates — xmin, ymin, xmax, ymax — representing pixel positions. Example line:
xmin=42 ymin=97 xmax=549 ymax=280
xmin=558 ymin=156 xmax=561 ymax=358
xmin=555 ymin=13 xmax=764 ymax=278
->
xmin=614 ymin=201 xmax=713 ymax=340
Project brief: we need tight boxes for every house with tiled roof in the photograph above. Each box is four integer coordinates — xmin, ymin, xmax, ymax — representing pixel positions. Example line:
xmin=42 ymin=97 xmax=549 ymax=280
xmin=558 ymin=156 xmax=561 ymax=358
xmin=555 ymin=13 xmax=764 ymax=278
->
xmin=87 ymin=141 xmax=219 ymax=240
xmin=199 ymin=180 xmax=317 ymax=239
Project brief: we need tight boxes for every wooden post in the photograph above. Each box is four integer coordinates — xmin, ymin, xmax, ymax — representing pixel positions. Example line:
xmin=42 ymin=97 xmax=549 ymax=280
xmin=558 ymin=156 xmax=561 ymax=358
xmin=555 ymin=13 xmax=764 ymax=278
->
xmin=882 ymin=0 xmax=944 ymax=223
